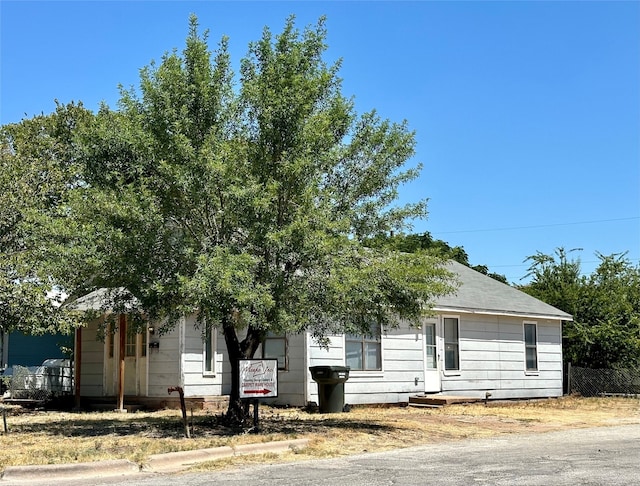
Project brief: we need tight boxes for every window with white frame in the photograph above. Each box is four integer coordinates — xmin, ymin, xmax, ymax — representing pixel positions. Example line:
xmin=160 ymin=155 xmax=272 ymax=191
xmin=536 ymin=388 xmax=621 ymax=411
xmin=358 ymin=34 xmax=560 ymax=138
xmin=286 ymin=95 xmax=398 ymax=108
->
xmin=425 ymin=322 xmax=437 ymax=369
xmin=125 ymin=329 xmax=137 ymax=357
xmin=524 ymin=322 xmax=538 ymax=372
xmin=124 ymin=328 xmax=147 ymax=358
xmin=443 ymin=317 xmax=460 ymax=371
xmin=203 ymin=327 xmax=216 ymax=375
xmin=346 ymin=325 xmax=382 ymax=371
xmin=262 ymin=333 xmax=287 ymax=370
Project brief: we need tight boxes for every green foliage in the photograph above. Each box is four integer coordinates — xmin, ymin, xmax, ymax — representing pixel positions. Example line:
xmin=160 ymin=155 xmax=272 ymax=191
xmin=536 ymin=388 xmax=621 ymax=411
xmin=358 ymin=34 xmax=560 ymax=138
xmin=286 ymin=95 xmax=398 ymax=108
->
xmin=364 ymin=231 xmax=508 ymax=284
xmin=65 ymin=14 xmax=455 ymax=339
xmin=364 ymin=232 xmax=469 ymax=260
xmin=0 ymin=102 xmax=90 ymax=334
xmin=3 ymin=16 xmax=456 ymax=419
xmin=522 ymin=248 xmax=583 ymax=316
xmin=521 ymin=248 xmax=640 ymax=368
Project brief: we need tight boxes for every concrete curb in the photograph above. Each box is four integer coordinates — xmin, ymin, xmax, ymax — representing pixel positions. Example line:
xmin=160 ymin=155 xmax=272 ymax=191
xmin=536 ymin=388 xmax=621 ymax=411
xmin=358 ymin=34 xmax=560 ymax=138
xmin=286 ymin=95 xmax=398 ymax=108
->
xmin=145 ymin=438 xmax=309 ymax=472
xmin=234 ymin=438 xmax=309 ymax=456
xmin=1 ymin=438 xmax=310 ymax=482
xmin=145 ymin=446 xmax=235 ymax=472
xmin=1 ymin=459 xmax=140 ymax=482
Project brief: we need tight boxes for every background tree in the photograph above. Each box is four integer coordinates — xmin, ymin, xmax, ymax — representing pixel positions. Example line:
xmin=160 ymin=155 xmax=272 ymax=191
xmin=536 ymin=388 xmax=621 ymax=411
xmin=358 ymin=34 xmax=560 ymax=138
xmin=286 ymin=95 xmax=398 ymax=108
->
xmin=61 ymin=15 xmax=454 ymax=422
xmin=521 ymin=248 xmax=640 ymax=368
xmin=365 ymin=231 xmax=508 ymax=283
xmin=0 ymin=102 xmax=90 ymax=335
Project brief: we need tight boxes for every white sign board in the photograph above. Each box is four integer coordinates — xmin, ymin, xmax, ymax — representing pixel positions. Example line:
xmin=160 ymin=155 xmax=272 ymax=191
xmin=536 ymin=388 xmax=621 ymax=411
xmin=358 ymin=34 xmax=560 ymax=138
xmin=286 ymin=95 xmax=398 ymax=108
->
xmin=239 ymin=359 xmax=278 ymax=399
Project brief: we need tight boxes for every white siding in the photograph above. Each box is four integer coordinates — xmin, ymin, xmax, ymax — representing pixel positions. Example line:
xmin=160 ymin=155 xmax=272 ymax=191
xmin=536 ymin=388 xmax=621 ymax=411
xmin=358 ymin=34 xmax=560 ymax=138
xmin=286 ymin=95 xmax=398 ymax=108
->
xmin=81 ymin=309 xmax=563 ymax=406
xmin=303 ymin=327 xmax=426 ymax=406
xmin=79 ymin=320 xmax=105 ymax=397
xmin=262 ymin=333 xmax=307 ymax=407
xmin=146 ymin=322 xmax=181 ymax=397
xmin=440 ymin=314 xmax=563 ymax=399
xmin=343 ymin=326 xmax=425 ymax=405
xmin=296 ymin=313 xmax=564 ymax=407
xmin=180 ymin=316 xmax=225 ymax=397
xmin=306 ymin=334 xmax=346 ymax=405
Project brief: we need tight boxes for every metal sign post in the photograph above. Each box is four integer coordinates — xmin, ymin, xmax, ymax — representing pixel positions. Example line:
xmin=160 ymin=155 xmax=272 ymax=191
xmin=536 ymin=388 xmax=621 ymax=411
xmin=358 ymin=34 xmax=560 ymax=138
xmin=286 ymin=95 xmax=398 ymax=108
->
xmin=239 ymin=359 xmax=278 ymax=432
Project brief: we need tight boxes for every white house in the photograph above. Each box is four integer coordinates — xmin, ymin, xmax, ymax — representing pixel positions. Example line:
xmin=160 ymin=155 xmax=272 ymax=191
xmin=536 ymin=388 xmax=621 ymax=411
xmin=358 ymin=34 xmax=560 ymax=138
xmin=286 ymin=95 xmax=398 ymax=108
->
xmin=71 ymin=261 xmax=572 ymax=409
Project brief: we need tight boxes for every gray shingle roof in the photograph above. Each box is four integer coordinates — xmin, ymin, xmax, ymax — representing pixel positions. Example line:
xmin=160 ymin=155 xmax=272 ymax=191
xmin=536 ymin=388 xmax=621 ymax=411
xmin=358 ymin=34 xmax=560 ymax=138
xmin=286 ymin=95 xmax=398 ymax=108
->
xmin=434 ymin=261 xmax=573 ymax=320
xmin=65 ymin=287 xmax=140 ymax=312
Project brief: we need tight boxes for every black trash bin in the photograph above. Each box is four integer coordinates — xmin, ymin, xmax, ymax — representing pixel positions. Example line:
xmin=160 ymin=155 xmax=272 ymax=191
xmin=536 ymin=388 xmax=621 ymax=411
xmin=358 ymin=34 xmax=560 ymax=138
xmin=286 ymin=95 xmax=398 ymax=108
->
xmin=309 ymin=365 xmax=350 ymax=413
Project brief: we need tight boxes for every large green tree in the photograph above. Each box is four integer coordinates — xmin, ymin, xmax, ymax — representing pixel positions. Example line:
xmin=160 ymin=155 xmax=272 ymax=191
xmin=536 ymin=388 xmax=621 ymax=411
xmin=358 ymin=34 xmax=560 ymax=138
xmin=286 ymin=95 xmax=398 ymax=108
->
xmin=521 ymin=248 xmax=640 ymax=368
xmin=44 ymin=16 xmax=454 ymax=421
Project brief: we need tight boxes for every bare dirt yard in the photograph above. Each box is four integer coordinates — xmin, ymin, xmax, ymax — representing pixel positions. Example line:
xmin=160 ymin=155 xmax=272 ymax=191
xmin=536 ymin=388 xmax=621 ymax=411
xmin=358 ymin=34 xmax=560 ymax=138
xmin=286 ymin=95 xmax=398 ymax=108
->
xmin=0 ymin=396 xmax=638 ymax=472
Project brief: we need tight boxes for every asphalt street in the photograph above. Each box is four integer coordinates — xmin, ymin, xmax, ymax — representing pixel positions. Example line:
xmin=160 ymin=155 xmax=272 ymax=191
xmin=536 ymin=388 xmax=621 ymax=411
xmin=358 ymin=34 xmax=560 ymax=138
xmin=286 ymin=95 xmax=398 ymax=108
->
xmin=6 ymin=424 xmax=639 ymax=486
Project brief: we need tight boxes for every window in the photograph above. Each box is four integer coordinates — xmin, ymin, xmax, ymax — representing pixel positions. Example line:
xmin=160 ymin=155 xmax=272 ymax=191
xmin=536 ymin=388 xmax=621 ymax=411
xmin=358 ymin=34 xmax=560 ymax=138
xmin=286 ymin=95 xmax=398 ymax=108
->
xmin=425 ymin=323 xmax=437 ymax=369
xmin=203 ymin=327 xmax=216 ymax=375
xmin=107 ymin=324 xmax=114 ymax=358
xmin=346 ymin=326 xmax=381 ymax=371
xmin=443 ymin=317 xmax=459 ymax=371
xmin=125 ymin=330 xmax=137 ymax=357
xmin=524 ymin=322 xmax=538 ymax=372
xmin=140 ymin=329 xmax=147 ymax=357
xmin=262 ymin=333 xmax=287 ymax=370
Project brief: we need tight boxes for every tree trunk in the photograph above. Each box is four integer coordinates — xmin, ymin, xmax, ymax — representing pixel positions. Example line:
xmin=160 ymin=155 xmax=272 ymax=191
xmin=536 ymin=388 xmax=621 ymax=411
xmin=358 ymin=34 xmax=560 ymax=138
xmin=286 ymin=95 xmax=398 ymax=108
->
xmin=222 ymin=317 xmax=263 ymax=424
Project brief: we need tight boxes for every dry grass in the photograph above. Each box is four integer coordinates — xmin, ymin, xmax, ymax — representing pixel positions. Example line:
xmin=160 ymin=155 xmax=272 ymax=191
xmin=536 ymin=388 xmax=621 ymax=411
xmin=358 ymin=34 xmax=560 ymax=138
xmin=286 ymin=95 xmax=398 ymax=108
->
xmin=1 ymin=396 xmax=639 ymax=472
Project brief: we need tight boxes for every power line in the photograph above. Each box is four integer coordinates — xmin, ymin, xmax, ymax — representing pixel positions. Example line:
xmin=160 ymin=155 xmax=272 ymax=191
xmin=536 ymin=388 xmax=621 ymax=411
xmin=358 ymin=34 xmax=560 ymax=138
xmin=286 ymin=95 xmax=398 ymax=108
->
xmin=432 ymin=217 xmax=640 ymax=235
xmin=490 ymin=258 xmax=640 ymax=270
xmin=492 ymin=258 xmax=640 ymax=284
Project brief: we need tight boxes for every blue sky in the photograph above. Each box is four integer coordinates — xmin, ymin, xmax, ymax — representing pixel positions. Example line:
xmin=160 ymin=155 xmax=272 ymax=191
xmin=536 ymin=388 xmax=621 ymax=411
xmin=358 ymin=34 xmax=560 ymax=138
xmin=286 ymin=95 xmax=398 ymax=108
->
xmin=2 ymin=1 xmax=639 ymax=283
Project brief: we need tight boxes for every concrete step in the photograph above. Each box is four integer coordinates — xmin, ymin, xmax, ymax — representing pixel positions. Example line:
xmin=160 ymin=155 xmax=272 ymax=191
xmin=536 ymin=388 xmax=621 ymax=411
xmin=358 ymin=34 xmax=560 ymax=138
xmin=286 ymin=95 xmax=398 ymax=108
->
xmin=409 ymin=394 xmax=482 ymax=407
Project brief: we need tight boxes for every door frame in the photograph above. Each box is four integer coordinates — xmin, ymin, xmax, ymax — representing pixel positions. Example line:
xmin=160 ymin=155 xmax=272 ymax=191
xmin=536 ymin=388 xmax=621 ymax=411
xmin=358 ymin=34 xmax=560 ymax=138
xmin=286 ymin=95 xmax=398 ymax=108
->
xmin=423 ymin=318 xmax=441 ymax=393
xmin=104 ymin=315 xmax=148 ymax=401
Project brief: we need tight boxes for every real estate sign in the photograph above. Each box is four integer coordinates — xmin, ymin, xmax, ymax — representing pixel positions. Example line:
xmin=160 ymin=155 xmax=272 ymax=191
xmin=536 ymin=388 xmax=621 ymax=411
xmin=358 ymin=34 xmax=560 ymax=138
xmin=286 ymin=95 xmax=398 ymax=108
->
xmin=239 ymin=359 xmax=278 ymax=399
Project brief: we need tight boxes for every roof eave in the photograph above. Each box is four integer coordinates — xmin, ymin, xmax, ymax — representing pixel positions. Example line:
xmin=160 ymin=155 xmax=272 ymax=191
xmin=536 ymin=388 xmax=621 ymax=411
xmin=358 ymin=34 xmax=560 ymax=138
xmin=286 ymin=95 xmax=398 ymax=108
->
xmin=432 ymin=305 xmax=573 ymax=322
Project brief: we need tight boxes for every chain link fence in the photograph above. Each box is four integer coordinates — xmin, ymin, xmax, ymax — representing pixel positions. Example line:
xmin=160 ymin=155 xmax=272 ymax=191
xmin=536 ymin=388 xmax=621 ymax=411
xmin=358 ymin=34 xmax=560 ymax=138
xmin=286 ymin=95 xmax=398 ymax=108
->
xmin=568 ymin=365 xmax=640 ymax=397
xmin=5 ymin=361 xmax=73 ymax=402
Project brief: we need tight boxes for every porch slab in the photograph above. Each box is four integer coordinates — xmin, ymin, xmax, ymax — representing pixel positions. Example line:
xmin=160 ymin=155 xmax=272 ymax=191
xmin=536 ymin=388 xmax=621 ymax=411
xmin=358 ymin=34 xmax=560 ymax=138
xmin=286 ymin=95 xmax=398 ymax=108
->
xmin=409 ymin=394 xmax=483 ymax=407
xmin=91 ymin=403 xmax=143 ymax=413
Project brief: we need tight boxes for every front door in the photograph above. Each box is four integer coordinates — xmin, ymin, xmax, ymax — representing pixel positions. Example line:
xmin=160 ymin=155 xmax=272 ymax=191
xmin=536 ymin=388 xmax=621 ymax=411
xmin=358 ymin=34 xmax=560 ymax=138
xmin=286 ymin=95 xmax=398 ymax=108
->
xmin=105 ymin=320 xmax=147 ymax=397
xmin=124 ymin=330 xmax=138 ymax=395
xmin=424 ymin=321 xmax=441 ymax=392
xmin=124 ymin=329 xmax=147 ymax=396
